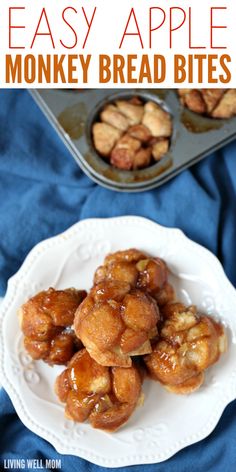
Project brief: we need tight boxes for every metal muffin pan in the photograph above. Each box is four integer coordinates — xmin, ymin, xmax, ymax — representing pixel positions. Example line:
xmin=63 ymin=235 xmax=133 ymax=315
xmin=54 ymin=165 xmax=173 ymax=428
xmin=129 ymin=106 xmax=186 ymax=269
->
xmin=30 ymin=89 xmax=236 ymax=192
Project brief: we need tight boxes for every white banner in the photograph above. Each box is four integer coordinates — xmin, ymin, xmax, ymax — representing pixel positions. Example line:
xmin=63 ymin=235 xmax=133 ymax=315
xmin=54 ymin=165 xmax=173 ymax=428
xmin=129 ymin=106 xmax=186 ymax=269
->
xmin=0 ymin=0 xmax=235 ymax=88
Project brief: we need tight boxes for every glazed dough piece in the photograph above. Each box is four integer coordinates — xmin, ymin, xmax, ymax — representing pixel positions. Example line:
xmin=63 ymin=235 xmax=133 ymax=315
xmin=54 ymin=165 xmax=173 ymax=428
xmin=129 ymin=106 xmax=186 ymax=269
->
xmin=211 ymin=89 xmax=236 ymax=119
xmin=94 ymin=249 xmax=145 ymax=286
xmin=92 ymin=122 xmax=122 ymax=157
xmin=133 ymin=147 xmax=152 ymax=170
xmin=103 ymin=248 xmax=146 ymax=265
xmin=178 ymin=88 xmax=236 ymax=119
xmin=90 ymin=365 xmax=142 ymax=431
xmin=100 ymin=105 xmax=130 ymax=132
xmin=145 ymin=303 xmax=227 ymax=394
xmin=74 ymin=280 xmax=160 ymax=367
xmin=93 ymin=249 xmax=175 ymax=307
xmin=115 ymin=100 xmax=144 ymax=126
xmin=151 ymin=139 xmax=169 ymax=161
xmin=55 ymin=349 xmax=142 ymax=431
xmin=142 ymin=101 xmax=172 ymax=138
xmin=178 ymin=89 xmax=206 ymax=115
xmin=110 ymin=134 xmax=141 ymax=170
xmin=153 ymin=282 xmax=175 ymax=307
xmin=136 ymin=257 xmax=168 ymax=293
xmin=127 ymin=124 xmax=151 ymax=142
xmin=23 ymin=330 xmax=79 ymax=365
xmin=200 ymin=89 xmax=225 ymax=114
xmin=19 ymin=288 xmax=86 ymax=365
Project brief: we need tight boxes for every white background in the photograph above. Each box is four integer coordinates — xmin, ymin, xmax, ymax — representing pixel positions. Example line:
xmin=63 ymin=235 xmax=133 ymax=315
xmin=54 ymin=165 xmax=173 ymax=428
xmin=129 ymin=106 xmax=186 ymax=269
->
xmin=0 ymin=0 xmax=235 ymax=88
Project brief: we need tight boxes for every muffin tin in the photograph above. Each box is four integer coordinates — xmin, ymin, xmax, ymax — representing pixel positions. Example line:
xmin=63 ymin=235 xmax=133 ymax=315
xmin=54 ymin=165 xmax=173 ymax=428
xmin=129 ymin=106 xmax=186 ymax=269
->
xmin=30 ymin=89 xmax=236 ymax=192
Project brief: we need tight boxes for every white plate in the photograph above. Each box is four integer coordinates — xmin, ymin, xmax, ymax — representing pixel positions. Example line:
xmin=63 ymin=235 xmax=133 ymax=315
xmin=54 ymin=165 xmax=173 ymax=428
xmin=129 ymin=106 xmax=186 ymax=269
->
xmin=0 ymin=216 xmax=236 ymax=467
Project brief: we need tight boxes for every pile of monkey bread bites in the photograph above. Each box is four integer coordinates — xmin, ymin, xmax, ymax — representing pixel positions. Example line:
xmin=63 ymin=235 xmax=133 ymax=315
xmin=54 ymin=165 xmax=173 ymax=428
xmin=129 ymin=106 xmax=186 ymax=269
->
xmin=19 ymin=248 xmax=227 ymax=432
xmin=92 ymin=98 xmax=172 ymax=171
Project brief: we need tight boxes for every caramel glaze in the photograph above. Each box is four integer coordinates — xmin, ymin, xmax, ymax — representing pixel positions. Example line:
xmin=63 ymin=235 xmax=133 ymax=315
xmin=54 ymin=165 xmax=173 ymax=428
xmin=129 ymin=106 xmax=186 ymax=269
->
xmin=74 ymin=284 xmax=160 ymax=368
xmin=55 ymin=349 xmax=142 ymax=432
xmin=145 ymin=302 xmax=227 ymax=394
xmin=94 ymin=249 xmax=174 ymax=307
xmin=58 ymin=102 xmax=87 ymax=139
xmin=73 ymin=250 xmax=175 ymax=369
xmin=181 ymin=110 xmax=223 ymax=134
xmin=20 ymin=288 xmax=87 ymax=365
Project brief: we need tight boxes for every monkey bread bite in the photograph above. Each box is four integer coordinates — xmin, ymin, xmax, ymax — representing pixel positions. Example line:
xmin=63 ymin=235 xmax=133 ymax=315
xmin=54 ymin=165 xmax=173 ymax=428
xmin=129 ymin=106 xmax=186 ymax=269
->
xmin=74 ymin=279 xmax=160 ymax=367
xmin=145 ymin=303 xmax=227 ymax=394
xmin=19 ymin=288 xmax=87 ymax=365
xmin=93 ymin=248 xmax=175 ymax=307
xmin=55 ymin=349 xmax=142 ymax=431
xmin=178 ymin=89 xmax=236 ymax=119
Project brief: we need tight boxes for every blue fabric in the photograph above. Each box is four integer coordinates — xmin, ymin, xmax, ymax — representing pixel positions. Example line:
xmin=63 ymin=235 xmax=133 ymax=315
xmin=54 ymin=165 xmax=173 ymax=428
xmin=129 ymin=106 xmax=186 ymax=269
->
xmin=0 ymin=89 xmax=236 ymax=471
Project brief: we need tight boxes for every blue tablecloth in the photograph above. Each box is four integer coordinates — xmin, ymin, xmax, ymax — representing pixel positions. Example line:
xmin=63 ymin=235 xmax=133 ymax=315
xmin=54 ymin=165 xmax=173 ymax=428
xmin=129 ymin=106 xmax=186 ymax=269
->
xmin=0 ymin=89 xmax=236 ymax=471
